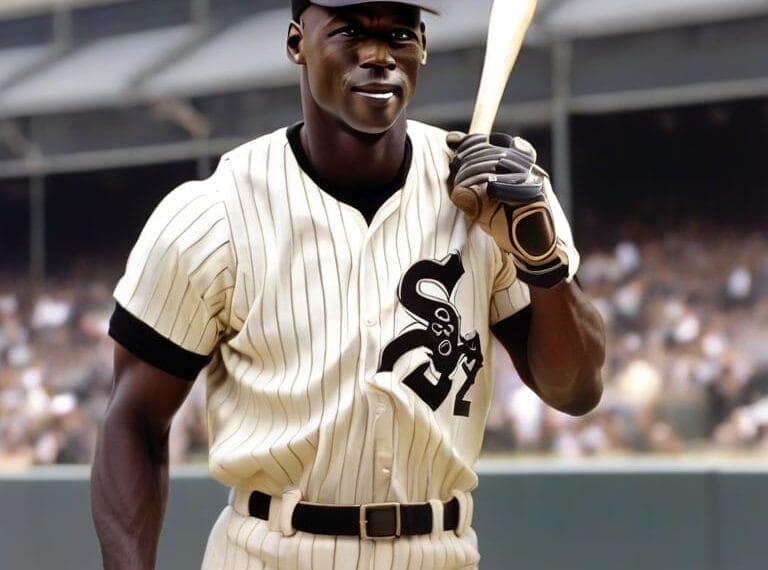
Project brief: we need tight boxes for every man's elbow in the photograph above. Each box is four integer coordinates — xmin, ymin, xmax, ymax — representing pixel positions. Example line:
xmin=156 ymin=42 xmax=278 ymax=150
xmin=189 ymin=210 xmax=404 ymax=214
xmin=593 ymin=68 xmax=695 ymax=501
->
xmin=557 ymin=373 xmax=603 ymax=416
xmin=561 ymin=331 xmax=606 ymax=416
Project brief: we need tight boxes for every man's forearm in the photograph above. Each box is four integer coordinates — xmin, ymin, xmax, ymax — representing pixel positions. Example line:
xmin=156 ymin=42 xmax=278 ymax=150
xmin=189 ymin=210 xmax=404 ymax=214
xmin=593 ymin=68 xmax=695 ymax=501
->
xmin=91 ymin=412 xmax=170 ymax=570
xmin=527 ymin=281 xmax=605 ymax=415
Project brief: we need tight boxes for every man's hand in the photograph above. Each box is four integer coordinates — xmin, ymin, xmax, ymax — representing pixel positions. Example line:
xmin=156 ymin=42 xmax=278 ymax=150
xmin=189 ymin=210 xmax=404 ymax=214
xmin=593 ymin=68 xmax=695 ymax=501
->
xmin=447 ymin=131 xmax=569 ymax=288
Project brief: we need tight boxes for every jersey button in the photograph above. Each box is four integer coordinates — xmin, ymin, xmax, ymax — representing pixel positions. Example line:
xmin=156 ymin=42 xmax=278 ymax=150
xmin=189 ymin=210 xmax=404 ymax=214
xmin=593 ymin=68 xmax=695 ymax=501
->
xmin=365 ymin=316 xmax=378 ymax=327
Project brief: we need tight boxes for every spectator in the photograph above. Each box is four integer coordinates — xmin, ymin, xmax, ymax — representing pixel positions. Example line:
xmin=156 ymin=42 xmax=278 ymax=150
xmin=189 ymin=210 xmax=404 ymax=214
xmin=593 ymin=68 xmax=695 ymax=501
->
xmin=1 ymin=224 xmax=767 ymax=463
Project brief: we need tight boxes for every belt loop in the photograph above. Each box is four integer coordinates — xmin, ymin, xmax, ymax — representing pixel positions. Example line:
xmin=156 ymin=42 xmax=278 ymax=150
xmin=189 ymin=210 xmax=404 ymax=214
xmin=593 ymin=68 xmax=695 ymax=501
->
xmin=230 ymin=488 xmax=251 ymax=516
xmin=451 ymin=490 xmax=472 ymax=537
xmin=267 ymin=493 xmax=283 ymax=533
xmin=428 ymin=499 xmax=444 ymax=538
xmin=227 ymin=487 xmax=236 ymax=508
xmin=278 ymin=488 xmax=302 ymax=537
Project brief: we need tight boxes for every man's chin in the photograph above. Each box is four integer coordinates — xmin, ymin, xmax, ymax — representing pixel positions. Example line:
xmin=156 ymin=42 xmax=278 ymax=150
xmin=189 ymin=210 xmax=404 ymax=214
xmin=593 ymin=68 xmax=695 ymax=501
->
xmin=342 ymin=112 xmax=407 ymax=137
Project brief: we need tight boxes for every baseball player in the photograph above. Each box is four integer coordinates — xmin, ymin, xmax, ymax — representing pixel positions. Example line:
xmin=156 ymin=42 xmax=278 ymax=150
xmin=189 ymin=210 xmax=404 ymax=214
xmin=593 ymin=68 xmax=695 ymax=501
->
xmin=91 ymin=1 xmax=605 ymax=568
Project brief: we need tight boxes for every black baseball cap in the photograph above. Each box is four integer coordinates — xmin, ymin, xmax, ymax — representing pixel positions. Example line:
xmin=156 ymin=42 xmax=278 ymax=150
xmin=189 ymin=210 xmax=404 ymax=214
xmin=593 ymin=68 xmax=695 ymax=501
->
xmin=291 ymin=0 xmax=440 ymax=21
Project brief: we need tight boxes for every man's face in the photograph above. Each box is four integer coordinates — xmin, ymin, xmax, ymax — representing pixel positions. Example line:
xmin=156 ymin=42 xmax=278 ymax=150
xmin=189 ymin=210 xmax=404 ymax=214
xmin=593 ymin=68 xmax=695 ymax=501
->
xmin=292 ymin=3 xmax=425 ymax=135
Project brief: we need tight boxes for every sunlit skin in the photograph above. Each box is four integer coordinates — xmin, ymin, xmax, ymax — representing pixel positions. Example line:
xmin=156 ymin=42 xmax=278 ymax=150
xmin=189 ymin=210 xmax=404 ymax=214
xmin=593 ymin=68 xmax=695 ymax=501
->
xmin=291 ymin=3 xmax=424 ymax=134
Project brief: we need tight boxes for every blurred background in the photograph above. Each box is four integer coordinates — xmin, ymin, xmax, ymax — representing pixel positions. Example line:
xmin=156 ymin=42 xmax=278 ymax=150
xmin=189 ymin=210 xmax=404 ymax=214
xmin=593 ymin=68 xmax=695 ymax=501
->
xmin=0 ymin=0 xmax=767 ymax=468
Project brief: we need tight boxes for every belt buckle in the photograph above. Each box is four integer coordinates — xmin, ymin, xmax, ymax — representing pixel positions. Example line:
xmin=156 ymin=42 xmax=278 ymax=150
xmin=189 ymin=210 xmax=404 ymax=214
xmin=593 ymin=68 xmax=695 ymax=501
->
xmin=360 ymin=502 xmax=401 ymax=540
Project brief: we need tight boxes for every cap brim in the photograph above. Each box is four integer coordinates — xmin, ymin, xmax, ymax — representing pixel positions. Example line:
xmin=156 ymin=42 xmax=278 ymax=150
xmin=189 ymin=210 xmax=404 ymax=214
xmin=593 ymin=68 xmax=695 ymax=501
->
xmin=308 ymin=0 xmax=440 ymax=15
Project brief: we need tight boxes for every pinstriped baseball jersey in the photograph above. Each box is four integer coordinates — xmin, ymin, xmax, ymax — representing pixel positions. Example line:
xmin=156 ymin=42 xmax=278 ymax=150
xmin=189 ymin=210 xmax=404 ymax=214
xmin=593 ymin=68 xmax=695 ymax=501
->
xmin=111 ymin=119 xmax=579 ymax=569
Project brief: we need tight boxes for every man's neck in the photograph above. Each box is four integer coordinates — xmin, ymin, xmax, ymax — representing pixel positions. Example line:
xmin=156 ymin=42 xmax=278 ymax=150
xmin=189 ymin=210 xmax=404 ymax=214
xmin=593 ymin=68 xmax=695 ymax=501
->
xmin=300 ymin=109 xmax=409 ymax=194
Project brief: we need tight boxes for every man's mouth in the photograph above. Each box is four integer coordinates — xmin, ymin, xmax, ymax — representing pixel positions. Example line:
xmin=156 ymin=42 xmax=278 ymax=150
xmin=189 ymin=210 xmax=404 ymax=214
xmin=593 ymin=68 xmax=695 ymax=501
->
xmin=358 ymin=92 xmax=394 ymax=100
xmin=351 ymin=84 xmax=400 ymax=101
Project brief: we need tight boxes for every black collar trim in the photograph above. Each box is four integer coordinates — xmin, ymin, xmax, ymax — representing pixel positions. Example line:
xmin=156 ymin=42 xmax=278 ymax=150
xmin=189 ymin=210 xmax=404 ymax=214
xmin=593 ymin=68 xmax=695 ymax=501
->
xmin=285 ymin=122 xmax=412 ymax=223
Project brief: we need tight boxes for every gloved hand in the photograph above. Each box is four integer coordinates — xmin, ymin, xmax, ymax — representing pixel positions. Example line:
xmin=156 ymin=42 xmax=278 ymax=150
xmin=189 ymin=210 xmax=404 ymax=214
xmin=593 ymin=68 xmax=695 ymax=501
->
xmin=447 ymin=131 xmax=570 ymax=288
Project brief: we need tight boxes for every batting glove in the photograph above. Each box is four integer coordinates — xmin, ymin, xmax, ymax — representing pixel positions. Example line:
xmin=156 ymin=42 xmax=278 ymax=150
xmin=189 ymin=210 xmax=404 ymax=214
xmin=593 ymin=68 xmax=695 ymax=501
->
xmin=447 ymin=131 xmax=570 ymax=288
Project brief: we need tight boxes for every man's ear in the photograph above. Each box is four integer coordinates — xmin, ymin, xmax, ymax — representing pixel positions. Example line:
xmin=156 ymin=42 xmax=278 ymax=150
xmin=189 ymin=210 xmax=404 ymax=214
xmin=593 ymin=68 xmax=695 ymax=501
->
xmin=420 ymin=22 xmax=428 ymax=65
xmin=286 ymin=21 xmax=305 ymax=65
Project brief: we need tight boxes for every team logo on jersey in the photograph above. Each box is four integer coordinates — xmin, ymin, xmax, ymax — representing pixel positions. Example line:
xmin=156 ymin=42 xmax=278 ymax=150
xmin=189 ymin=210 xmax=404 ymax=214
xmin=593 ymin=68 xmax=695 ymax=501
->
xmin=378 ymin=252 xmax=483 ymax=417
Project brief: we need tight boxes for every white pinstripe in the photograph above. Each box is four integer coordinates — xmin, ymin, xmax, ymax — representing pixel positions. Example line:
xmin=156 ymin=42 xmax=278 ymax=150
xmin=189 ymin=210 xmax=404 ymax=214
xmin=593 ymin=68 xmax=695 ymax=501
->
xmin=115 ymin=120 xmax=578 ymax=569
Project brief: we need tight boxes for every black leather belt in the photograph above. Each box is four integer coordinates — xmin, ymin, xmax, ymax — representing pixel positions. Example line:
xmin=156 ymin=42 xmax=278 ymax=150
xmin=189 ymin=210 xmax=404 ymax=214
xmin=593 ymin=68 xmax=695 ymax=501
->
xmin=248 ymin=490 xmax=460 ymax=539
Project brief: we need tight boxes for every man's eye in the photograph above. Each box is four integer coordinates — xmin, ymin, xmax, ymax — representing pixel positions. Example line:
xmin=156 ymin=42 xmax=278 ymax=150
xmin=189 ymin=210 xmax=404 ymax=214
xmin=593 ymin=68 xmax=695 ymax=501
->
xmin=331 ymin=26 xmax=365 ymax=38
xmin=389 ymin=29 xmax=418 ymax=42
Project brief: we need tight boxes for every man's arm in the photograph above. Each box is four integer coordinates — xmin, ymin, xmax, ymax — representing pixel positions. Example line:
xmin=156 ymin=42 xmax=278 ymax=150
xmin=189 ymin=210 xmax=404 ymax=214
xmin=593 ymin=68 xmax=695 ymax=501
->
xmin=447 ymin=131 xmax=605 ymax=415
xmin=492 ymin=280 xmax=605 ymax=416
xmin=91 ymin=343 xmax=194 ymax=570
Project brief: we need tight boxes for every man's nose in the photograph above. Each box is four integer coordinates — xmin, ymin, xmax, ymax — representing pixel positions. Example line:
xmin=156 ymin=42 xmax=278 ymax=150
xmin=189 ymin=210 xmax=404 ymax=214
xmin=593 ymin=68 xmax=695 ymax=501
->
xmin=359 ymin=39 xmax=396 ymax=71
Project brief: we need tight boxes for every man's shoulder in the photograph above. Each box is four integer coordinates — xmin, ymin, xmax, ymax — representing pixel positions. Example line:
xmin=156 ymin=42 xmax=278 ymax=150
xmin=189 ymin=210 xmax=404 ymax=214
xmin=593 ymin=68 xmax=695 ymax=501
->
xmin=220 ymin=126 xmax=290 ymax=167
xmin=407 ymin=119 xmax=451 ymax=157
xmin=190 ymin=126 xmax=291 ymax=201
xmin=407 ymin=119 xmax=448 ymax=138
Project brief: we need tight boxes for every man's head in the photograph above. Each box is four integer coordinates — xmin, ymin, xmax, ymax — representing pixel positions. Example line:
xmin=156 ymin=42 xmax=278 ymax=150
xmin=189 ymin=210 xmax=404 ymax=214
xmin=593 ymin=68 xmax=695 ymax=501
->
xmin=286 ymin=1 xmax=435 ymax=135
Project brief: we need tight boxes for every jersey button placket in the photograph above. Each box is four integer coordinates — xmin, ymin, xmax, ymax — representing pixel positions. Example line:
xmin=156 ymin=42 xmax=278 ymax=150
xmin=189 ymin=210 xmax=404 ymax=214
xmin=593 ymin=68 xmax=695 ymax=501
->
xmin=357 ymin=230 xmax=385 ymax=388
xmin=359 ymin=230 xmax=394 ymax=501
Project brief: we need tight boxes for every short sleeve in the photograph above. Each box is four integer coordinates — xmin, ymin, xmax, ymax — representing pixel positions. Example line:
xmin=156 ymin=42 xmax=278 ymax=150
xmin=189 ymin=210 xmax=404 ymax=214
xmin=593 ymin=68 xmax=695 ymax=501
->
xmin=489 ymin=176 xmax=580 ymax=324
xmin=490 ymin=259 xmax=531 ymax=325
xmin=111 ymin=176 xmax=235 ymax=377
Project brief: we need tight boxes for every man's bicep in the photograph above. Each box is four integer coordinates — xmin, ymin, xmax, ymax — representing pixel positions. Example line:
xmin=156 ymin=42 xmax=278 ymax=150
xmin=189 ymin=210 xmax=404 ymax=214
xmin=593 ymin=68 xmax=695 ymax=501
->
xmin=490 ymin=306 xmax=538 ymax=394
xmin=109 ymin=342 xmax=196 ymax=439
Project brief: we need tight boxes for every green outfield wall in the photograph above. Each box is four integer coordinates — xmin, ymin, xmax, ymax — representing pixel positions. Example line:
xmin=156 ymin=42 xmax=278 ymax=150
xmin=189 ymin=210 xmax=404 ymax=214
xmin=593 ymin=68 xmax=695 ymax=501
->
xmin=1 ymin=460 xmax=766 ymax=569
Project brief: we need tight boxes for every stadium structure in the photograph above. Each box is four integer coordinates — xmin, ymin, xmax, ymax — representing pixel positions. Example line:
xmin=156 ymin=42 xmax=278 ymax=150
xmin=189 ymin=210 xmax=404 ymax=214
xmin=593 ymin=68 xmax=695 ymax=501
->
xmin=0 ymin=0 xmax=766 ymax=283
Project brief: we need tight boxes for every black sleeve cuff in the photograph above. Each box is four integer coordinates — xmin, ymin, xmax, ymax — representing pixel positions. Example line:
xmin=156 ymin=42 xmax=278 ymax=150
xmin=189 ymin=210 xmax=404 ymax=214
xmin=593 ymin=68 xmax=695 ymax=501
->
xmin=490 ymin=305 xmax=532 ymax=339
xmin=108 ymin=303 xmax=211 ymax=381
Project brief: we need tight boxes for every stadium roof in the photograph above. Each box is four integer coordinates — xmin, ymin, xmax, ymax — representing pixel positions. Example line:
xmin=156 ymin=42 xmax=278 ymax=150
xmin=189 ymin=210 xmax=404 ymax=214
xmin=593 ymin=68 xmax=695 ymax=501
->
xmin=142 ymin=0 xmax=552 ymax=98
xmin=0 ymin=0 xmax=123 ymax=18
xmin=545 ymin=0 xmax=768 ymax=37
xmin=0 ymin=44 xmax=52 ymax=90
xmin=0 ymin=24 xmax=197 ymax=116
xmin=0 ymin=0 xmax=765 ymax=118
xmin=142 ymin=9 xmax=297 ymax=98
xmin=421 ymin=0 xmax=552 ymax=49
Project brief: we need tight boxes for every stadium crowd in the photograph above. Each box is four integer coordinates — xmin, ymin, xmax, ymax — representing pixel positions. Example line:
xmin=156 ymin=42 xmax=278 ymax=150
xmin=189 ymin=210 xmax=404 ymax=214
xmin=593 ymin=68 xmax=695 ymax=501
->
xmin=1 ymin=226 xmax=767 ymax=466
xmin=486 ymin=224 xmax=768 ymax=457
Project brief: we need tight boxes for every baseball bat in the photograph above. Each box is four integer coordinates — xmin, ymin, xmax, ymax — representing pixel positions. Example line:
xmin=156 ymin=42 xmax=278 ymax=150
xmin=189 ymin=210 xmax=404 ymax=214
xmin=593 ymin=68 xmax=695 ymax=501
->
xmin=469 ymin=0 xmax=539 ymax=134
